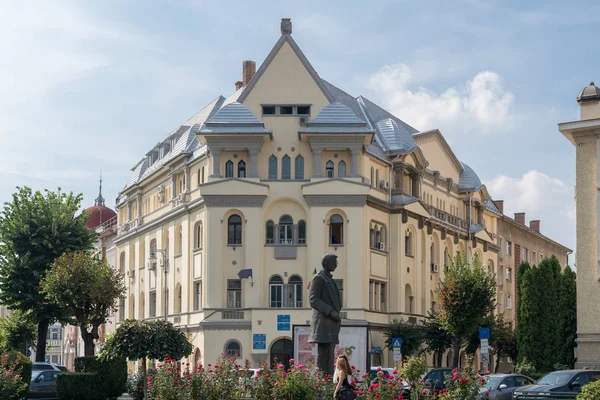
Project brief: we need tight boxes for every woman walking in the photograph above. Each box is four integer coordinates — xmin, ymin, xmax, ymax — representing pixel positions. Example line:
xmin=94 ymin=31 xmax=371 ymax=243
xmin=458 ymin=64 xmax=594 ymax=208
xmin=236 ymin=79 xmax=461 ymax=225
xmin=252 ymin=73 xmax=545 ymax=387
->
xmin=333 ymin=355 xmax=356 ymax=400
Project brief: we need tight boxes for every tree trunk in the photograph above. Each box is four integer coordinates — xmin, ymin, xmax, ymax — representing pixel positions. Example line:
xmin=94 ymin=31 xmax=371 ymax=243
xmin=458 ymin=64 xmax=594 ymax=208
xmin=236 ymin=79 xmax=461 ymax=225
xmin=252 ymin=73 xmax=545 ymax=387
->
xmin=80 ymin=324 xmax=99 ymax=357
xmin=495 ymin=351 xmax=501 ymax=372
xmin=36 ymin=319 xmax=49 ymax=362
xmin=452 ymin=337 xmax=461 ymax=368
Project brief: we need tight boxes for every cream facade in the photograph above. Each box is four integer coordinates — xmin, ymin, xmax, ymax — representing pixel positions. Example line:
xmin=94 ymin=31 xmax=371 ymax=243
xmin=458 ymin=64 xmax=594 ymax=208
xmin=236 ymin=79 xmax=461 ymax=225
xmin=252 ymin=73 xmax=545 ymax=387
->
xmin=559 ymin=82 xmax=600 ymax=368
xmin=114 ymin=19 xmax=504 ymax=370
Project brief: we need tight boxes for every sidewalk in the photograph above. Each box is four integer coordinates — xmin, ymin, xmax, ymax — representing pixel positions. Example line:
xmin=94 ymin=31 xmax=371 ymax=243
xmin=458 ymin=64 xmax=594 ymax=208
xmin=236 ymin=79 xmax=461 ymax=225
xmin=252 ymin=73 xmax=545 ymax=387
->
xmin=117 ymin=393 xmax=132 ymax=399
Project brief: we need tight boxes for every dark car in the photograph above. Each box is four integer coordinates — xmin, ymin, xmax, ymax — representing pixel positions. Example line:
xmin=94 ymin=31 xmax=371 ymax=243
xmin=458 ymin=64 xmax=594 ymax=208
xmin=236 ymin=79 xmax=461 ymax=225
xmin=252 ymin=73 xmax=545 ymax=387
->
xmin=402 ymin=368 xmax=453 ymax=398
xmin=476 ymin=373 xmax=534 ymax=399
xmin=513 ymin=369 xmax=600 ymax=399
xmin=32 ymin=362 xmax=60 ymax=372
xmin=26 ymin=370 xmax=61 ymax=399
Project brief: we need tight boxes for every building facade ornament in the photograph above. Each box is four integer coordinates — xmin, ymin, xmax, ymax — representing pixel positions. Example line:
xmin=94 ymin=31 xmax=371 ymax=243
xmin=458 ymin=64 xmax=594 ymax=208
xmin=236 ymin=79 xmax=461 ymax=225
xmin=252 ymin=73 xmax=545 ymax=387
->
xmin=303 ymin=195 xmax=367 ymax=207
xmin=202 ymin=195 xmax=267 ymax=207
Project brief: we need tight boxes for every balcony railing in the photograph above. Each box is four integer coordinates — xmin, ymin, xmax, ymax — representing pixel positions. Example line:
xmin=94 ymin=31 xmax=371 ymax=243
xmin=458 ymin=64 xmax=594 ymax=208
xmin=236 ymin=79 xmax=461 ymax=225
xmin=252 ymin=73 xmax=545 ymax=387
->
xmin=222 ymin=311 xmax=245 ymax=320
xmin=425 ymin=205 xmax=469 ymax=230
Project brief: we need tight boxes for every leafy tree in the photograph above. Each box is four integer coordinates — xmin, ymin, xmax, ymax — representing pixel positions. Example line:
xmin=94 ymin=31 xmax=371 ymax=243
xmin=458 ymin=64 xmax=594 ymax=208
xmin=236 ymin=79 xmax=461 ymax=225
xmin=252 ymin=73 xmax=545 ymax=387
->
xmin=384 ymin=318 xmax=426 ymax=359
xmin=437 ymin=252 xmax=496 ymax=367
xmin=537 ymin=257 xmax=561 ymax=371
xmin=0 ymin=187 xmax=96 ymax=361
xmin=101 ymin=319 xmax=192 ymax=400
xmin=517 ymin=265 xmax=542 ymax=367
xmin=490 ymin=316 xmax=517 ymax=372
xmin=557 ymin=265 xmax=577 ymax=368
xmin=0 ymin=310 xmax=37 ymax=354
xmin=423 ymin=311 xmax=452 ymax=367
xmin=41 ymin=251 xmax=126 ymax=357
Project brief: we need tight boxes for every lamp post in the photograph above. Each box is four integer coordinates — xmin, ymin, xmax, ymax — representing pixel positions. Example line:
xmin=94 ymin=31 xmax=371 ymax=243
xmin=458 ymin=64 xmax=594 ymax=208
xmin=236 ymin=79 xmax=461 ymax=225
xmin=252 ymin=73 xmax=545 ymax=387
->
xmin=149 ymin=248 xmax=169 ymax=322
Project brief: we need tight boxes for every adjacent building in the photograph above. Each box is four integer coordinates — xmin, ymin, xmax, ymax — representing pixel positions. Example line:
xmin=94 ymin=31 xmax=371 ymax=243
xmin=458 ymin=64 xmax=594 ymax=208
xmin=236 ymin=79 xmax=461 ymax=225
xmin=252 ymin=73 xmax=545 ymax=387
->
xmin=559 ymin=81 xmax=600 ymax=368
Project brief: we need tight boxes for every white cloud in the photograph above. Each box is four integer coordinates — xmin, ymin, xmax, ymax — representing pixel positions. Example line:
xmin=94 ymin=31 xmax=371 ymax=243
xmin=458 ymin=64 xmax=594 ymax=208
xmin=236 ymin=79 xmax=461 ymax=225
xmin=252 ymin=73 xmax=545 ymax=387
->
xmin=485 ymin=170 xmax=575 ymax=259
xmin=366 ymin=63 xmax=515 ymax=132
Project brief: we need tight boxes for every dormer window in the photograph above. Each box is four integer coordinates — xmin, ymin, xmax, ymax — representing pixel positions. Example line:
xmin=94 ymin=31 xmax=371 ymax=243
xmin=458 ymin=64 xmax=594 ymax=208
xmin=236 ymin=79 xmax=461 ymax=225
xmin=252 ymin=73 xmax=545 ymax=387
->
xmin=261 ymin=105 xmax=311 ymax=116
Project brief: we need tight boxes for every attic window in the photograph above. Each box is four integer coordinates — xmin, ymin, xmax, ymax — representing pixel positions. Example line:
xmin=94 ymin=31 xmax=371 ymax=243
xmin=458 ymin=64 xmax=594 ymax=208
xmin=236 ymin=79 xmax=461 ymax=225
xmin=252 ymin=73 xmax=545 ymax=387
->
xmin=297 ymin=106 xmax=310 ymax=115
xmin=280 ymin=106 xmax=293 ymax=115
xmin=261 ymin=105 xmax=312 ymax=116
xmin=262 ymin=106 xmax=276 ymax=115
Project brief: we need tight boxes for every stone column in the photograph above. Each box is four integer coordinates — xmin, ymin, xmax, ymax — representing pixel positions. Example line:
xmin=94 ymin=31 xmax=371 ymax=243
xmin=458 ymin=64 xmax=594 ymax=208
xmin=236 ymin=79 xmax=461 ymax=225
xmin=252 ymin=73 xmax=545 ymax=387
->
xmin=350 ymin=149 xmax=361 ymax=178
xmin=184 ymin=167 xmax=190 ymax=192
xmin=312 ymin=149 xmax=322 ymax=178
xmin=210 ymin=149 xmax=221 ymax=177
xmin=249 ymin=148 xmax=260 ymax=178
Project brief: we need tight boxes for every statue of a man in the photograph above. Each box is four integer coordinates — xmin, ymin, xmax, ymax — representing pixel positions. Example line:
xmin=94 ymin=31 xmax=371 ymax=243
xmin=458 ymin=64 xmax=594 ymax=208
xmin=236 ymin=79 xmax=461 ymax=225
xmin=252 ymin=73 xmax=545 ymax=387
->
xmin=308 ymin=253 xmax=342 ymax=377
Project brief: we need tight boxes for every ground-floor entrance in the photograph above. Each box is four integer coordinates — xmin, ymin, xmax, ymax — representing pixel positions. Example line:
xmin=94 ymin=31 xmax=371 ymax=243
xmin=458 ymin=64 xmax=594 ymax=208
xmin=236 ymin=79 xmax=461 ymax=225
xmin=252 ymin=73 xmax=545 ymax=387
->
xmin=269 ymin=338 xmax=293 ymax=369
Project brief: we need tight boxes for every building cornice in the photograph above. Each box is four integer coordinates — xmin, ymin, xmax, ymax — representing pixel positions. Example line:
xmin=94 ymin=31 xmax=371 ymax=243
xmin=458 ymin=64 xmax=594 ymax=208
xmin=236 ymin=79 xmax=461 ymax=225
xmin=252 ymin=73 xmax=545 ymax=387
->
xmin=199 ymin=320 xmax=252 ymax=330
xmin=558 ymin=118 xmax=600 ymax=145
xmin=202 ymin=195 xmax=267 ymax=207
xmin=304 ymin=194 xmax=368 ymax=207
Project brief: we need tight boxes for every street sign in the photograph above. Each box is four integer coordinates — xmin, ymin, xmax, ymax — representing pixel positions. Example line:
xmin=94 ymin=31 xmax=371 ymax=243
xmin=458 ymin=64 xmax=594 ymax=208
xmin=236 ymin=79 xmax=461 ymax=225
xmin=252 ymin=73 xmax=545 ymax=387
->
xmin=392 ymin=337 xmax=402 ymax=362
xmin=480 ymin=352 xmax=490 ymax=363
xmin=253 ymin=334 xmax=267 ymax=350
xmin=479 ymin=328 xmax=490 ymax=339
xmin=393 ymin=349 xmax=401 ymax=362
xmin=277 ymin=315 xmax=291 ymax=331
xmin=480 ymin=338 xmax=490 ymax=364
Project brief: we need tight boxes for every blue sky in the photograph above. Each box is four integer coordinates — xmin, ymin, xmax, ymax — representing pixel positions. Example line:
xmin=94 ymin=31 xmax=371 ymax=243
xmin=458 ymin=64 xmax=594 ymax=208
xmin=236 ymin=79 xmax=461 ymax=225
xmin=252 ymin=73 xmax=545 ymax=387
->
xmin=2 ymin=0 xmax=596 ymax=261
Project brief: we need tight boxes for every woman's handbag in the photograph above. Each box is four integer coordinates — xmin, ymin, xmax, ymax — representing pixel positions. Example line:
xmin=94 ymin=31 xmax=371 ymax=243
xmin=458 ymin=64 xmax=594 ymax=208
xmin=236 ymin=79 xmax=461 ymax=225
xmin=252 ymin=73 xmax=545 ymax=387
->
xmin=335 ymin=385 xmax=357 ymax=400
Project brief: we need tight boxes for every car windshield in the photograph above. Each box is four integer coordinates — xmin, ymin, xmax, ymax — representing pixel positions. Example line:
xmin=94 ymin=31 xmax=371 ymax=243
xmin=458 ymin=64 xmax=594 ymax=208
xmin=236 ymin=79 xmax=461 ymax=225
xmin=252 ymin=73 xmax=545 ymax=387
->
xmin=537 ymin=372 xmax=574 ymax=386
xmin=484 ymin=376 xmax=503 ymax=389
xmin=32 ymin=364 xmax=54 ymax=371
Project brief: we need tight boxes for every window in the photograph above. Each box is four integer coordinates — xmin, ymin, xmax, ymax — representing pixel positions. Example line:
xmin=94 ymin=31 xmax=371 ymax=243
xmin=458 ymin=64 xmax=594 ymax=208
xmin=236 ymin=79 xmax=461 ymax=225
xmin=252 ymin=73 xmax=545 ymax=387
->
xmin=507 ymin=294 xmax=512 ymax=309
xmin=295 ymin=155 xmax=304 ymax=179
xmin=194 ymin=222 xmax=203 ymax=249
xmin=370 ymin=222 xmax=386 ymax=250
xmin=370 ymin=167 xmax=374 ymax=187
xmin=269 ymin=275 xmax=284 ymax=308
xmin=279 ymin=215 xmax=293 ymax=244
xmin=176 ymin=225 xmax=183 ymax=255
xmin=227 ymin=280 xmax=242 ymax=308
xmin=268 ymin=155 xmax=277 ymax=179
xmin=150 ymin=239 xmax=157 ymax=257
xmin=238 ymin=161 xmax=246 ymax=178
xmin=369 ymin=281 xmax=387 ymax=311
xmin=282 ymin=155 xmax=291 ymax=179
xmin=507 ymin=268 xmax=512 ymax=282
xmin=405 ymin=230 xmax=413 ymax=256
xmin=51 ymin=328 xmax=59 ymax=340
xmin=225 ymin=160 xmax=234 ymax=178
xmin=334 ymin=279 xmax=344 ymax=308
xmin=338 ymin=161 xmax=346 ymax=178
xmin=531 ymin=251 xmax=536 ymax=264
xmin=506 ymin=241 xmax=512 ymax=256
xmin=227 ymin=215 xmax=242 ymax=245
xmin=326 ymin=160 xmax=334 ymax=178
xmin=150 ymin=291 xmax=156 ymax=317
xmin=376 ymin=170 xmax=379 ymax=187
xmin=201 ymin=167 xmax=205 ymax=184
xmin=119 ymin=299 xmax=125 ymax=322
xmin=288 ymin=276 xmax=303 ymax=307
xmin=297 ymin=105 xmax=311 ymax=115
xmin=194 ymin=281 xmax=202 ymax=310
xmin=225 ymin=340 xmax=241 ymax=357
xmin=522 ymin=247 xmax=528 ymax=262
xmin=298 ymin=220 xmax=306 ymax=244
xmin=329 ymin=214 xmax=344 ymax=245
xmin=279 ymin=106 xmax=292 ymax=114
xmin=262 ymin=106 xmax=276 ymax=115
xmin=265 ymin=220 xmax=274 ymax=244
xmin=498 ymin=265 xmax=504 ymax=282
xmin=119 ymin=252 xmax=126 ymax=276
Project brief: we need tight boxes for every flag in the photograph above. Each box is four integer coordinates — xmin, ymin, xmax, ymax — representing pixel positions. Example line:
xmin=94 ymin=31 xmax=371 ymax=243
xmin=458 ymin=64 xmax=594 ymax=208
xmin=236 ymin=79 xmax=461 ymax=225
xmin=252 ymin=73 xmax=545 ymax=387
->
xmin=238 ymin=269 xmax=253 ymax=279
xmin=306 ymin=268 xmax=317 ymax=290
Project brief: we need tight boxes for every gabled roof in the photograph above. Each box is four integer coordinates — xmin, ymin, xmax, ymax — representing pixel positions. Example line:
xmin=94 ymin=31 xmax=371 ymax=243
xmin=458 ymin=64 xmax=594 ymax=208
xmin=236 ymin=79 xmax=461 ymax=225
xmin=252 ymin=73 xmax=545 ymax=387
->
xmin=413 ymin=129 xmax=464 ymax=173
xmin=237 ymin=34 xmax=335 ymax=104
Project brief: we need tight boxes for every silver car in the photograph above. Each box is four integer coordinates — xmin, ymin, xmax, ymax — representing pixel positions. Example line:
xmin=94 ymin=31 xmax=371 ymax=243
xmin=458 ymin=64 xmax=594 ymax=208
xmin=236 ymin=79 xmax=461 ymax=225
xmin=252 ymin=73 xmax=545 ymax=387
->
xmin=477 ymin=373 xmax=535 ymax=400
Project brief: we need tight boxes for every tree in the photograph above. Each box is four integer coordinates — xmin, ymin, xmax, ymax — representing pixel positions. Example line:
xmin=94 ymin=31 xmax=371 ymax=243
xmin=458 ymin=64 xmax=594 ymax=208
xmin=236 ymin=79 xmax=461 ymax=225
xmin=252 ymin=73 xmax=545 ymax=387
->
xmin=437 ymin=252 xmax=496 ymax=367
xmin=557 ymin=265 xmax=577 ymax=368
xmin=0 ymin=187 xmax=96 ymax=361
xmin=490 ymin=316 xmax=517 ymax=372
xmin=41 ymin=251 xmax=126 ymax=357
xmin=384 ymin=318 xmax=426 ymax=359
xmin=0 ymin=310 xmax=37 ymax=354
xmin=423 ymin=311 xmax=452 ymax=367
xmin=101 ymin=319 xmax=193 ymax=400
xmin=518 ymin=265 xmax=543 ymax=367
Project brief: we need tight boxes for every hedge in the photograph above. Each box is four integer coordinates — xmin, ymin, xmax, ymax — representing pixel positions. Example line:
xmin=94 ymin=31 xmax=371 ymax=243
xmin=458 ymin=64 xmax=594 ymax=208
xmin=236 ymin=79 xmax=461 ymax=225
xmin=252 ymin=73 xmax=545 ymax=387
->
xmin=74 ymin=356 xmax=127 ymax=398
xmin=57 ymin=373 xmax=104 ymax=400
xmin=3 ymin=351 xmax=32 ymax=384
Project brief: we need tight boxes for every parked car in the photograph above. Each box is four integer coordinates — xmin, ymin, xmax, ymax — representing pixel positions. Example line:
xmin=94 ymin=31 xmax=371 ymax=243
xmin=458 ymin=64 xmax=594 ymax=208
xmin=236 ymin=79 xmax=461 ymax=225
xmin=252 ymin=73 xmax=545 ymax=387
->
xmin=369 ymin=366 xmax=395 ymax=381
xmin=513 ymin=369 xmax=600 ymax=399
xmin=476 ymin=373 xmax=534 ymax=399
xmin=32 ymin=362 xmax=61 ymax=372
xmin=51 ymin=364 xmax=68 ymax=372
xmin=402 ymin=367 xmax=453 ymax=398
xmin=25 ymin=370 xmax=61 ymax=399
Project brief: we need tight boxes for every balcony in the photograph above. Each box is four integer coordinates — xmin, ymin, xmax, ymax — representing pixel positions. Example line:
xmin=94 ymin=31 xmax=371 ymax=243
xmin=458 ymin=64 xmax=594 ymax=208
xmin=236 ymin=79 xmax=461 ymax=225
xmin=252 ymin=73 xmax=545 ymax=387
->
xmin=222 ymin=311 xmax=245 ymax=320
xmin=425 ymin=205 xmax=469 ymax=230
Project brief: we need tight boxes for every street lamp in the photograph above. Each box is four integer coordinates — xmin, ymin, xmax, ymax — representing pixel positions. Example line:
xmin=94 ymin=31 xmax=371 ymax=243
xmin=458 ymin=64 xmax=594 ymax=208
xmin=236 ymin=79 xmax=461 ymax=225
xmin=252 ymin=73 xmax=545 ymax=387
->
xmin=149 ymin=248 xmax=169 ymax=322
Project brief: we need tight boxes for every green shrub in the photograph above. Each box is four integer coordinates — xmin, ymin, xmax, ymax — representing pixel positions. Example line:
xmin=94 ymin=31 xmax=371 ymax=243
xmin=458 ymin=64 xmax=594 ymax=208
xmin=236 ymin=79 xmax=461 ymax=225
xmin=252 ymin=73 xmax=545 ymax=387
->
xmin=74 ymin=356 xmax=127 ymax=398
xmin=57 ymin=372 xmax=104 ymax=400
xmin=127 ymin=369 xmax=156 ymax=400
xmin=577 ymin=379 xmax=600 ymax=400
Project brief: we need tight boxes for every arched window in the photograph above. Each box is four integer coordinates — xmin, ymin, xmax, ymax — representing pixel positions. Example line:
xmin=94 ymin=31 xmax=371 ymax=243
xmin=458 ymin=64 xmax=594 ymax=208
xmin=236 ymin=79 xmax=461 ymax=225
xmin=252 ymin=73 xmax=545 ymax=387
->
xmin=139 ymin=292 xmax=145 ymax=319
xmin=370 ymin=226 xmax=375 ymax=247
xmin=444 ymin=247 xmax=449 ymax=267
xmin=326 ymin=161 xmax=334 ymax=178
xmin=295 ymin=155 xmax=304 ymax=179
xmin=201 ymin=167 xmax=205 ymax=184
xmin=282 ymin=155 xmax=291 ymax=179
xmin=370 ymin=167 xmax=374 ymax=187
xmin=405 ymin=284 xmax=414 ymax=314
xmin=119 ymin=252 xmax=126 ymax=276
xmin=119 ymin=298 xmax=125 ymax=322
xmin=268 ymin=155 xmax=278 ymax=179
xmin=238 ymin=160 xmax=246 ymax=178
xmin=338 ymin=161 xmax=346 ymax=178
xmin=279 ymin=215 xmax=293 ymax=244
xmin=176 ymin=224 xmax=183 ymax=255
xmin=265 ymin=220 xmax=274 ymax=244
xmin=225 ymin=160 xmax=234 ymax=178
xmin=150 ymin=239 xmax=157 ymax=258
xmin=194 ymin=221 xmax=203 ymax=250
xmin=269 ymin=275 xmax=284 ymax=308
xmin=129 ymin=295 xmax=135 ymax=319
xmin=288 ymin=275 xmax=303 ymax=308
xmin=376 ymin=170 xmax=380 ymax=187
xmin=227 ymin=215 xmax=242 ymax=245
xmin=405 ymin=230 xmax=413 ymax=256
xmin=329 ymin=214 xmax=344 ymax=245
xmin=224 ymin=340 xmax=241 ymax=358
xmin=175 ymin=283 xmax=182 ymax=314
xmin=430 ymin=243 xmax=436 ymax=269
xmin=298 ymin=220 xmax=307 ymax=244
xmin=375 ymin=227 xmax=381 ymax=246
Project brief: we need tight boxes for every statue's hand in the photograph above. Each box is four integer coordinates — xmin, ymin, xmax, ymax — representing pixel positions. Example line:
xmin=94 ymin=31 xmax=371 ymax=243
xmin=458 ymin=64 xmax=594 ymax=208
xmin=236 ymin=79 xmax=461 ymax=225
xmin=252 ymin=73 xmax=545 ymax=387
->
xmin=329 ymin=310 xmax=341 ymax=322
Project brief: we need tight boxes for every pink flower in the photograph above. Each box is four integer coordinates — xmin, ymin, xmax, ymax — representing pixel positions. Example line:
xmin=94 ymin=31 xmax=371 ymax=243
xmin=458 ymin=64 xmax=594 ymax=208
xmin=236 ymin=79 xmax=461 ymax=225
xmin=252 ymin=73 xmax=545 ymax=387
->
xmin=282 ymin=372 xmax=287 ymax=377
xmin=377 ymin=367 xmax=381 ymax=372
xmin=275 ymin=381 xmax=279 ymax=386
xmin=289 ymin=358 xmax=295 ymax=363
xmin=277 ymin=364 xmax=284 ymax=369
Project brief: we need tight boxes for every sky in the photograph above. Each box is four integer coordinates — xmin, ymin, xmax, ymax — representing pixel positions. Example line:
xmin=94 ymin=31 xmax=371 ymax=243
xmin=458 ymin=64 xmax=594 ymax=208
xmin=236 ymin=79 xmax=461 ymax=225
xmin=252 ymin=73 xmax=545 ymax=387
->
xmin=2 ymin=0 xmax=596 ymax=264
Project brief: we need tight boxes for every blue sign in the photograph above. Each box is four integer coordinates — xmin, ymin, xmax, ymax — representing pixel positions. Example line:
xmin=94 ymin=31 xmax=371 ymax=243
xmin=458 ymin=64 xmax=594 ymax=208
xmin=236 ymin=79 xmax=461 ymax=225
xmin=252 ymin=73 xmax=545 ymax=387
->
xmin=479 ymin=328 xmax=490 ymax=339
xmin=253 ymin=334 xmax=266 ymax=350
xmin=372 ymin=347 xmax=382 ymax=354
xmin=277 ymin=314 xmax=291 ymax=331
xmin=392 ymin=337 xmax=403 ymax=349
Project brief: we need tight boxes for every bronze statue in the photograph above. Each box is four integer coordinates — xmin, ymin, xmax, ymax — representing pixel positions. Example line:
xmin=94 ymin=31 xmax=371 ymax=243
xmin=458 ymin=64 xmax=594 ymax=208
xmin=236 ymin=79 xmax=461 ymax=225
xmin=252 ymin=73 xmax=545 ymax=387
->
xmin=309 ymin=253 xmax=342 ymax=377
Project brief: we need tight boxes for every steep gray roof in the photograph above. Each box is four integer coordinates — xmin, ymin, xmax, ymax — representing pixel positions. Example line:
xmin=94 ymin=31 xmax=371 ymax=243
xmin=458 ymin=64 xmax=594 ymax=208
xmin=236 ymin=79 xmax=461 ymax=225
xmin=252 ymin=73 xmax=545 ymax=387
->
xmin=485 ymin=199 xmax=503 ymax=216
xmin=458 ymin=162 xmax=483 ymax=192
xmin=200 ymin=102 xmax=270 ymax=134
xmin=301 ymin=102 xmax=373 ymax=134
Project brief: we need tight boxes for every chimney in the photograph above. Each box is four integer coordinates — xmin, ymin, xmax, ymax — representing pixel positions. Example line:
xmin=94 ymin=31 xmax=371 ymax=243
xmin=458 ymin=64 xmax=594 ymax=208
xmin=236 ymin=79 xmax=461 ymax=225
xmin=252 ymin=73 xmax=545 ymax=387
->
xmin=514 ymin=212 xmax=525 ymax=225
xmin=530 ymin=220 xmax=540 ymax=233
xmin=495 ymin=200 xmax=504 ymax=214
xmin=243 ymin=61 xmax=256 ymax=86
xmin=281 ymin=18 xmax=292 ymax=35
xmin=235 ymin=81 xmax=243 ymax=91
